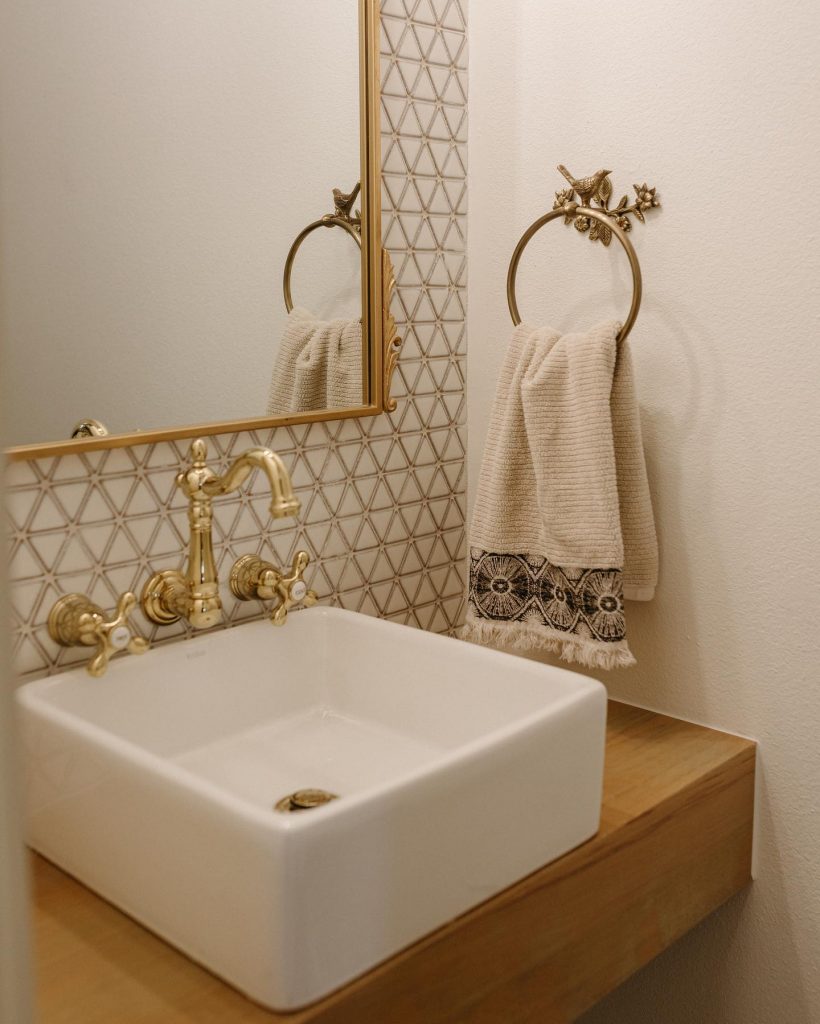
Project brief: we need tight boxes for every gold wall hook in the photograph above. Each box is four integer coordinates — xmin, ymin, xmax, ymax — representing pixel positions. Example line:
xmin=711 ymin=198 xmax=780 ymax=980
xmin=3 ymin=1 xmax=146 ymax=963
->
xmin=230 ymin=551 xmax=317 ymax=626
xmin=48 ymin=591 xmax=149 ymax=677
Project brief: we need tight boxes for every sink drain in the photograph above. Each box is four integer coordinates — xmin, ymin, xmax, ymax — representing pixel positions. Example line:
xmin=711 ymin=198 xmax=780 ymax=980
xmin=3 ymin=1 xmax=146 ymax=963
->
xmin=274 ymin=789 xmax=338 ymax=813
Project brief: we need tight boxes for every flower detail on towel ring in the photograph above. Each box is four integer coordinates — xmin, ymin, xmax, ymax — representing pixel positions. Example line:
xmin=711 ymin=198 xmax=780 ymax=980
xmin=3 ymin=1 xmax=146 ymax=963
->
xmin=579 ymin=569 xmax=626 ymax=641
xmin=552 ymin=168 xmax=661 ymax=247
xmin=471 ymin=554 xmax=531 ymax=620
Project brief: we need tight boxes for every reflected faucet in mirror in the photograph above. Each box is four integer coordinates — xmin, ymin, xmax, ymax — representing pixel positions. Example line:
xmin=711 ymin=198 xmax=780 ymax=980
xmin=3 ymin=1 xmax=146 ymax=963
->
xmin=142 ymin=439 xmax=312 ymax=630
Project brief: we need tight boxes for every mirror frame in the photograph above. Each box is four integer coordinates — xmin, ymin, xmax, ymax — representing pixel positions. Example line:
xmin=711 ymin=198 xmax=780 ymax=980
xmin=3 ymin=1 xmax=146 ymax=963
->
xmin=5 ymin=0 xmax=396 ymax=462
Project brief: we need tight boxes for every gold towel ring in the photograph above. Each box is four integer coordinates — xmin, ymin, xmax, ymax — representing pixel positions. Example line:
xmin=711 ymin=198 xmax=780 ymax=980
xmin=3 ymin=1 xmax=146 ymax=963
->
xmin=507 ymin=205 xmax=643 ymax=341
xmin=282 ymin=209 xmax=360 ymax=313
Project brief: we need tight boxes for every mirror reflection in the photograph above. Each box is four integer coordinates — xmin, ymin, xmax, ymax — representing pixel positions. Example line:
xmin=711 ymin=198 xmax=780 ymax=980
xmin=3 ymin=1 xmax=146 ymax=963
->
xmin=0 ymin=0 xmax=367 ymax=448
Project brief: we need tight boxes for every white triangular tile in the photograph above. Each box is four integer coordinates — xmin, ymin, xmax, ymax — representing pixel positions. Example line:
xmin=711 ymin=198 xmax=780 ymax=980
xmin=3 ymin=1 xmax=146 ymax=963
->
xmin=355 ymin=517 xmax=381 ymax=551
xmin=7 ymin=541 xmax=43 ymax=582
xmin=3 ymin=460 xmax=40 ymax=488
xmin=441 ymin=0 xmax=465 ymax=30
xmin=396 ymin=26 xmax=422 ymax=61
xmin=414 ymin=534 xmax=436 ymax=562
xmin=442 ymin=594 xmax=464 ymax=631
xmin=9 ymin=579 xmax=45 ymax=623
xmin=27 ymin=492 xmax=68 ymax=533
xmin=427 ymin=32 xmax=450 ymax=65
xmin=381 ymin=15 xmax=406 ymax=51
xmin=441 ymin=28 xmax=466 ymax=65
xmin=148 ymin=520 xmax=185 ymax=558
xmin=47 ymin=456 xmax=83 ymax=482
xmin=78 ymin=524 xmax=115 ymax=562
xmin=412 ymin=0 xmax=437 ymax=25
xmin=47 ymin=535 xmax=93 ymax=575
xmin=51 ymin=481 xmax=92 ymax=522
xmin=77 ymin=489 xmax=113 ymax=524
xmin=414 ymin=573 xmax=438 ymax=605
xmin=428 ymin=140 xmax=451 ymax=175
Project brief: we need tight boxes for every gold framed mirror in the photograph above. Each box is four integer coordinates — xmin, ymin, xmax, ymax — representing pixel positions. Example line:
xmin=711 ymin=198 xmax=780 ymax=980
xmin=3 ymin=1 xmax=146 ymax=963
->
xmin=2 ymin=0 xmax=398 ymax=461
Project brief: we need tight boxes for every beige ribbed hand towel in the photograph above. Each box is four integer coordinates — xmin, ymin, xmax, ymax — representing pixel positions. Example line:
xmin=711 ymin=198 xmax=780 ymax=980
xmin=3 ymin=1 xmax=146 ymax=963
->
xmin=267 ymin=308 xmax=363 ymax=415
xmin=463 ymin=320 xmax=658 ymax=670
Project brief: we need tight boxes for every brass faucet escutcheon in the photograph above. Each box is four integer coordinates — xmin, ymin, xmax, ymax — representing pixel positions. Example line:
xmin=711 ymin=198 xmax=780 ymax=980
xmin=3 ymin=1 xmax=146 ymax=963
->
xmin=48 ymin=592 xmax=149 ymax=677
xmin=141 ymin=438 xmax=301 ymax=630
xmin=230 ymin=551 xmax=317 ymax=626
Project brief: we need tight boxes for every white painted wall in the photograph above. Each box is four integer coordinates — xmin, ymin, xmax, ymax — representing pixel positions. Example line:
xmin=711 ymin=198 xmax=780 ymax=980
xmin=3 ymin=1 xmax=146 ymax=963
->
xmin=468 ymin=1 xmax=820 ymax=1020
xmin=0 ymin=0 xmax=362 ymax=446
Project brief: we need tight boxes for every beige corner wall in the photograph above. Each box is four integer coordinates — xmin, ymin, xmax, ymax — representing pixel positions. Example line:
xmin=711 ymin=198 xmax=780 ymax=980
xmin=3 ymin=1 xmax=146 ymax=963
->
xmin=0 ymin=685 xmax=33 ymax=1022
xmin=467 ymin=1 xmax=820 ymax=1020
xmin=0 ymin=489 xmax=33 ymax=1019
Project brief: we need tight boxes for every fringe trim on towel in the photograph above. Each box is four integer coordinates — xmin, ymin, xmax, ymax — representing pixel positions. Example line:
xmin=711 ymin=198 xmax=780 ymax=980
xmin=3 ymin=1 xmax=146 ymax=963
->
xmin=461 ymin=611 xmax=636 ymax=671
xmin=466 ymin=549 xmax=636 ymax=670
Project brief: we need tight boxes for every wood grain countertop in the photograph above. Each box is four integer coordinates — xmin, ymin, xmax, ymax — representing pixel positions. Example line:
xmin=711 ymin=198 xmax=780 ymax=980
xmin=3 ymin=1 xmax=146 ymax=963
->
xmin=30 ymin=700 xmax=756 ymax=1024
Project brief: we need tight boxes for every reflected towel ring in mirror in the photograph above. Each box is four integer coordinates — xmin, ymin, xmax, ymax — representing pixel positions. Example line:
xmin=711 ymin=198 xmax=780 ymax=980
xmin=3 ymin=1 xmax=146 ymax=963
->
xmin=283 ymin=183 xmax=363 ymax=313
xmin=506 ymin=204 xmax=642 ymax=342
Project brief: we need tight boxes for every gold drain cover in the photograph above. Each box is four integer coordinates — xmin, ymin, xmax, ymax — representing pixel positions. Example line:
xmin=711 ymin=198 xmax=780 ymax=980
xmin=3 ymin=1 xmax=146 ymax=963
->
xmin=275 ymin=789 xmax=338 ymax=813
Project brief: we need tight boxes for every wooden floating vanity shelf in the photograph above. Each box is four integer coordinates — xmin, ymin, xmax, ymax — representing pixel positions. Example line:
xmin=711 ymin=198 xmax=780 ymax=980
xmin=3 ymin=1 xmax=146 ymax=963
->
xmin=31 ymin=701 xmax=755 ymax=1024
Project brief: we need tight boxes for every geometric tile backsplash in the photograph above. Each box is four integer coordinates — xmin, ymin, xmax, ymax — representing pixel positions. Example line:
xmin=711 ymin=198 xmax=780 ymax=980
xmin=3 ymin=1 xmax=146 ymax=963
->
xmin=5 ymin=0 xmax=468 ymax=682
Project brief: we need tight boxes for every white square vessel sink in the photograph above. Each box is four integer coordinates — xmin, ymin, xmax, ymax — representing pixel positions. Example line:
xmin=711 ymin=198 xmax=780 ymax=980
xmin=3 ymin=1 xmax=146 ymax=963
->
xmin=17 ymin=607 xmax=606 ymax=1010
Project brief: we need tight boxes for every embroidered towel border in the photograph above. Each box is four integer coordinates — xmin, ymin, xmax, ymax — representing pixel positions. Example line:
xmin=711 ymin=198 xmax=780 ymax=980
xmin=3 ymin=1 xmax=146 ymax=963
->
xmin=466 ymin=548 xmax=634 ymax=670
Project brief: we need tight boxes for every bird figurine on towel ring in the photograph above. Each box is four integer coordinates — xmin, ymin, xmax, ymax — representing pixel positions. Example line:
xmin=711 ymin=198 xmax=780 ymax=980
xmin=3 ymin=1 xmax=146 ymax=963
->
xmin=332 ymin=184 xmax=361 ymax=224
xmin=557 ymin=164 xmax=612 ymax=207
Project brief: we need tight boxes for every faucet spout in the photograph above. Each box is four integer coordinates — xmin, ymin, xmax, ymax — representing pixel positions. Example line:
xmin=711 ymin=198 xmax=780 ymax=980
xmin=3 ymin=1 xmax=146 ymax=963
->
xmin=205 ymin=447 xmax=300 ymax=520
xmin=142 ymin=439 xmax=301 ymax=631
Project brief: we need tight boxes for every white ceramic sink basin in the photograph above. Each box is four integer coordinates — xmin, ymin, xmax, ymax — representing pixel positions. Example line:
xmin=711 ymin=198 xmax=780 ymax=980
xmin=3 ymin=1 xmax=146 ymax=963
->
xmin=17 ymin=606 xmax=606 ymax=1010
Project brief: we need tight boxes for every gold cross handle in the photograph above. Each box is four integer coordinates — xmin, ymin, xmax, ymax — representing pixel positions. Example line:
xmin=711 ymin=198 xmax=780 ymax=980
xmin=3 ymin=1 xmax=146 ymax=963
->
xmin=229 ymin=551 xmax=318 ymax=626
xmin=48 ymin=592 xmax=150 ymax=677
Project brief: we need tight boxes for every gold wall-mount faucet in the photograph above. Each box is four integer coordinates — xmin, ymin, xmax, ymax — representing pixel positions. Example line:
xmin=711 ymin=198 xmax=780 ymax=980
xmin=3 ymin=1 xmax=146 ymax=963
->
xmin=141 ymin=438 xmax=310 ymax=630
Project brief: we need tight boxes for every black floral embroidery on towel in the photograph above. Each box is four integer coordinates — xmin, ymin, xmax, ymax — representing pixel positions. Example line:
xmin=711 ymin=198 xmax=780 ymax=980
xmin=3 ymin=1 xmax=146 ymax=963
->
xmin=580 ymin=569 xmax=626 ymax=641
xmin=537 ymin=563 xmax=579 ymax=632
xmin=471 ymin=554 xmax=532 ymax=619
xmin=469 ymin=549 xmax=626 ymax=643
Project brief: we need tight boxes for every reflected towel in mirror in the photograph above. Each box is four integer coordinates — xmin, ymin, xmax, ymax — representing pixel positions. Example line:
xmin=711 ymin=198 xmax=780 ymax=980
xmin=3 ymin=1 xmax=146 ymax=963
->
xmin=267 ymin=308 xmax=363 ymax=415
